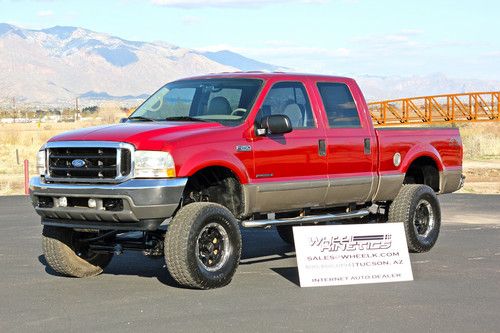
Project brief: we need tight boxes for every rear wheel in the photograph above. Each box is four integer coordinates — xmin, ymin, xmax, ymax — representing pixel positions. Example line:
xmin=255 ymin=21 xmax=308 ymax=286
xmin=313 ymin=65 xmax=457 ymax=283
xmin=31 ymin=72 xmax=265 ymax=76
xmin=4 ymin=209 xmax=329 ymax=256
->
xmin=42 ymin=226 xmax=113 ymax=277
xmin=164 ymin=202 xmax=242 ymax=289
xmin=388 ymin=184 xmax=441 ymax=252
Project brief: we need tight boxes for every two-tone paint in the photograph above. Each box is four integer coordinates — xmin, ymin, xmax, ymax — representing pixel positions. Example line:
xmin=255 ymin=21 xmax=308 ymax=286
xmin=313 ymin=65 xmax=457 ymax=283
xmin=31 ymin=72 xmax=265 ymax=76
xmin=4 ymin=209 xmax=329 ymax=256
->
xmin=47 ymin=72 xmax=463 ymax=215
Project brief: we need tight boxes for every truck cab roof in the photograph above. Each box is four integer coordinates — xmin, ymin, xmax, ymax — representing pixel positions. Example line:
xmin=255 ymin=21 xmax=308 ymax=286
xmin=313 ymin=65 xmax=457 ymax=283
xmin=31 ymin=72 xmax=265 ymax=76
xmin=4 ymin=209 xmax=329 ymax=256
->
xmin=175 ymin=71 xmax=354 ymax=83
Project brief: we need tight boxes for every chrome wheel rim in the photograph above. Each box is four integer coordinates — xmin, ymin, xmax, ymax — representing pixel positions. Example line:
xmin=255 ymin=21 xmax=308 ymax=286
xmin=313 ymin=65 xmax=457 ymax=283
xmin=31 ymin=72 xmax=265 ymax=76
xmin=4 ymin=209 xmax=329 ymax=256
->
xmin=413 ymin=199 xmax=435 ymax=240
xmin=195 ymin=222 xmax=230 ymax=272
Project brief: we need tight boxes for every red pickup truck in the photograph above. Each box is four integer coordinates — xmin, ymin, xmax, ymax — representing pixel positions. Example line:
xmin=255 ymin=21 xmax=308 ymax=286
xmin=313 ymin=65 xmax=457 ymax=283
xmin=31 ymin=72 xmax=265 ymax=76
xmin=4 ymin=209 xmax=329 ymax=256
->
xmin=30 ymin=72 xmax=463 ymax=289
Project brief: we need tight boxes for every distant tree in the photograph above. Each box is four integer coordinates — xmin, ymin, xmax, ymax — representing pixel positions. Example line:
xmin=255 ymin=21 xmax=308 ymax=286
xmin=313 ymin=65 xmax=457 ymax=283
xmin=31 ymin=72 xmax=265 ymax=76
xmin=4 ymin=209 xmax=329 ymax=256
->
xmin=82 ymin=105 xmax=99 ymax=114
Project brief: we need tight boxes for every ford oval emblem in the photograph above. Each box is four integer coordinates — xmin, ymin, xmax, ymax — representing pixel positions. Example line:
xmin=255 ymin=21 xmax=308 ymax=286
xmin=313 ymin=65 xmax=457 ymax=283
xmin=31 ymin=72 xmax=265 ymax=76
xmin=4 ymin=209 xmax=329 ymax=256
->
xmin=71 ymin=159 xmax=86 ymax=168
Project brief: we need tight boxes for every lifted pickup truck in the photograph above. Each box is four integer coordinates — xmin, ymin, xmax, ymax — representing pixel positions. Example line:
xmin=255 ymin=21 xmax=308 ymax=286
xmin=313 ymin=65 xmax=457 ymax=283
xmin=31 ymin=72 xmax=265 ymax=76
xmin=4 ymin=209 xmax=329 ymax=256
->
xmin=30 ymin=73 xmax=464 ymax=289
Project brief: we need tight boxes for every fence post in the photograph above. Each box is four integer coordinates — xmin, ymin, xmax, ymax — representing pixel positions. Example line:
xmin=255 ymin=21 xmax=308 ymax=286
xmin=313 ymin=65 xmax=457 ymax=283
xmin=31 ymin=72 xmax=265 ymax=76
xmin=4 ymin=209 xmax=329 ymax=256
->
xmin=24 ymin=159 xmax=29 ymax=195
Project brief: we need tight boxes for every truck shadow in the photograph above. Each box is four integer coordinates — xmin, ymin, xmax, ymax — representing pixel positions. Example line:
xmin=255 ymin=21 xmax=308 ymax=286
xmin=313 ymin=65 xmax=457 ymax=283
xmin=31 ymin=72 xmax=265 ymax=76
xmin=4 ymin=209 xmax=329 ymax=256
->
xmin=240 ymin=227 xmax=295 ymax=263
xmin=38 ymin=227 xmax=298 ymax=287
xmin=270 ymin=267 xmax=300 ymax=286
xmin=39 ymin=253 xmax=180 ymax=286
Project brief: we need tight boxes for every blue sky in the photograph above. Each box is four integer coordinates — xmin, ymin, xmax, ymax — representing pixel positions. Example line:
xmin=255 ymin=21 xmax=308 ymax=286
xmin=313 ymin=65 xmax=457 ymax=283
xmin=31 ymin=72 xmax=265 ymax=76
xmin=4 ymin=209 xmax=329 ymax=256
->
xmin=1 ymin=0 xmax=499 ymax=80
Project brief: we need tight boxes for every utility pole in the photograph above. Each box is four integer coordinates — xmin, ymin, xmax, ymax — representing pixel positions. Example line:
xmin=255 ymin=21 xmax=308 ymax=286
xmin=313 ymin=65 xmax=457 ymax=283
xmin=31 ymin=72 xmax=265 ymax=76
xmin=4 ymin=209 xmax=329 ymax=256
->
xmin=75 ymin=97 xmax=79 ymax=121
xmin=12 ymin=96 xmax=16 ymax=123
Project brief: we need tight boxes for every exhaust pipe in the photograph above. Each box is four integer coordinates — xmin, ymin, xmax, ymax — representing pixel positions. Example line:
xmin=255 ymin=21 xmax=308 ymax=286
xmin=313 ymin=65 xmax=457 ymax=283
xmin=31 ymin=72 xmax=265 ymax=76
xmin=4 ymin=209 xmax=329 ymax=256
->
xmin=241 ymin=209 xmax=370 ymax=228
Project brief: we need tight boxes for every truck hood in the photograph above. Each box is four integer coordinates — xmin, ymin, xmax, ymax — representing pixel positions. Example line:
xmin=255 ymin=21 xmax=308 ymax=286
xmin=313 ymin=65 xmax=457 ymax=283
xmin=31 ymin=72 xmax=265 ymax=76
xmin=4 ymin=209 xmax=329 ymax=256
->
xmin=49 ymin=121 xmax=223 ymax=150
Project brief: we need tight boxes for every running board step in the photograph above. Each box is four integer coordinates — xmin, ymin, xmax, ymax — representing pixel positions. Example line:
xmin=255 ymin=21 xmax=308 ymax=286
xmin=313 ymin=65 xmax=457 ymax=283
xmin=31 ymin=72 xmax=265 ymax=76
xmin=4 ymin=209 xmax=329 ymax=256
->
xmin=241 ymin=209 xmax=370 ymax=228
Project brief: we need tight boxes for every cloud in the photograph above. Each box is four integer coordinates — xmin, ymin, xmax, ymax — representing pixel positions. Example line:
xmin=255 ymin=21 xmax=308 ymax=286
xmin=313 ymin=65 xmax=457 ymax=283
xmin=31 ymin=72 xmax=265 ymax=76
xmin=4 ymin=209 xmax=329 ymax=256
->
xmin=151 ymin=0 xmax=327 ymax=8
xmin=482 ymin=51 xmax=500 ymax=57
xmin=400 ymin=29 xmax=424 ymax=36
xmin=181 ymin=15 xmax=203 ymax=25
xmin=353 ymin=30 xmax=425 ymax=52
xmin=37 ymin=10 xmax=54 ymax=17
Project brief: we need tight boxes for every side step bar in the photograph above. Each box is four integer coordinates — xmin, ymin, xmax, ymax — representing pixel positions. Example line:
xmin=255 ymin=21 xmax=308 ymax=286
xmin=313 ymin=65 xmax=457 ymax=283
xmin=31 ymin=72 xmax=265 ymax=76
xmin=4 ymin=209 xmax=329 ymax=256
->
xmin=241 ymin=209 xmax=370 ymax=229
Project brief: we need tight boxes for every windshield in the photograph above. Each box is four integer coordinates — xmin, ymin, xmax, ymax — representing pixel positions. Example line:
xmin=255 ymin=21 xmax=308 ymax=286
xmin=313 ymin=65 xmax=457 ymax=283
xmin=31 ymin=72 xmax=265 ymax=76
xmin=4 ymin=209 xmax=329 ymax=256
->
xmin=129 ymin=79 xmax=262 ymax=126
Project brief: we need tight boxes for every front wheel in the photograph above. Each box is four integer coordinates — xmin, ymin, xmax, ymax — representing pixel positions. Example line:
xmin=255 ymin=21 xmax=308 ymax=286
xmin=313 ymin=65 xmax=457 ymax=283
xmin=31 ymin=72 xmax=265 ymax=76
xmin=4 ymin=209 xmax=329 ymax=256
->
xmin=388 ymin=184 xmax=441 ymax=253
xmin=42 ymin=226 xmax=113 ymax=277
xmin=164 ymin=202 xmax=242 ymax=289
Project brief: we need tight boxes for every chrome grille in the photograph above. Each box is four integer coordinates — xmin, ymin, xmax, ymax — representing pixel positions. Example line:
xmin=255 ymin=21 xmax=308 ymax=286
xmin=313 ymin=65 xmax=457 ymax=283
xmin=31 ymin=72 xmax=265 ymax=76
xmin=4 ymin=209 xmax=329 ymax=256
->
xmin=45 ymin=141 xmax=133 ymax=183
xmin=49 ymin=147 xmax=118 ymax=179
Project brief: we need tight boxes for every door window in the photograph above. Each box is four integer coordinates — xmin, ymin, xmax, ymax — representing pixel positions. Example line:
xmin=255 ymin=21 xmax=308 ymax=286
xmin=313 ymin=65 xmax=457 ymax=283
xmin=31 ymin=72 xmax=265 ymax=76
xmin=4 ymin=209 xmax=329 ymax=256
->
xmin=317 ymin=83 xmax=361 ymax=128
xmin=256 ymin=82 xmax=315 ymax=129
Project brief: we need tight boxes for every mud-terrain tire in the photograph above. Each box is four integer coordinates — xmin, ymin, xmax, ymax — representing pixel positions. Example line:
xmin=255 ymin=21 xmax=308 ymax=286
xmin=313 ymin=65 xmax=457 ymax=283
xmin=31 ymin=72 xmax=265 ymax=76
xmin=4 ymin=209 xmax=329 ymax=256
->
xmin=42 ymin=226 xmax=113 ymax=277
xmin=164 ymin=202 xmax=242 ymax=289
xmin=276 ymin=225 xmax=295 ymax=245
xmin=388 ymin=184 xmax=441 ymax=253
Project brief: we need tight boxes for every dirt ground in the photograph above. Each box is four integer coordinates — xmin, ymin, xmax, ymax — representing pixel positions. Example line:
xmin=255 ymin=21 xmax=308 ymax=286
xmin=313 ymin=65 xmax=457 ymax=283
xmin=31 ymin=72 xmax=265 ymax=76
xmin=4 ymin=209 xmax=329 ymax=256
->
xmin=460 ymin=160 xmax=500 ymax=194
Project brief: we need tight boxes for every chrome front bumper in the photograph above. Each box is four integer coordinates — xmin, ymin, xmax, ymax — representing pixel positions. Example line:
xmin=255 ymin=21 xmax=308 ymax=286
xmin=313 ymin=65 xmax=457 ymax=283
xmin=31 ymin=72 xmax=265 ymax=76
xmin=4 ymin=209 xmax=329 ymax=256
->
xmin=29 ymin=177 xmax=187 ymax=230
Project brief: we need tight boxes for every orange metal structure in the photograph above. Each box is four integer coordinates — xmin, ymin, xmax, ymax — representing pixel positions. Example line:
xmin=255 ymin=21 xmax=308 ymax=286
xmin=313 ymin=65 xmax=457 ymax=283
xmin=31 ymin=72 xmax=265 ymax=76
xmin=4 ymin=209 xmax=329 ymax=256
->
xmin=368 ymin=91 xmax=500 ymax=126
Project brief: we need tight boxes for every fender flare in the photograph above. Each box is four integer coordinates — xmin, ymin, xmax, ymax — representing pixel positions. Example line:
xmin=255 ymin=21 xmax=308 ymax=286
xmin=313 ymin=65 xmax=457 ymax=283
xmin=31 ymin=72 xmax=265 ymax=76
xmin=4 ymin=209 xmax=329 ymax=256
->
xmin=401 ymin=143 xmax=444 ymax=173
xmin=177 ymin=151 xmax=250 ymax=184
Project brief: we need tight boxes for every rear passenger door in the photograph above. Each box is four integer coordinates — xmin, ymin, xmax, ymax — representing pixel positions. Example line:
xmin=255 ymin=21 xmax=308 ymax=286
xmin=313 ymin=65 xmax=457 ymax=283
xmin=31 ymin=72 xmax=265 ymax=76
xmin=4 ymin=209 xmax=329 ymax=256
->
xmin=315 ymin=81 xmax=377 ymax=204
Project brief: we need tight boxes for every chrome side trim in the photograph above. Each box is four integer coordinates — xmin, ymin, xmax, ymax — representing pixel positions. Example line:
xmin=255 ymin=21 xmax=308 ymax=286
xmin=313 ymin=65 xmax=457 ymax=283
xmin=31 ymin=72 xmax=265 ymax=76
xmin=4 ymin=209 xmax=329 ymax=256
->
xmin=256 ymin=180 xmax=329 ymax=193
xmin=44 ymin=141 xmax=135 ymax=184
xmin=242 ymin=209 xmax=370 ymax=228
xmin=330 ymin=177 xmax=372 ymax=186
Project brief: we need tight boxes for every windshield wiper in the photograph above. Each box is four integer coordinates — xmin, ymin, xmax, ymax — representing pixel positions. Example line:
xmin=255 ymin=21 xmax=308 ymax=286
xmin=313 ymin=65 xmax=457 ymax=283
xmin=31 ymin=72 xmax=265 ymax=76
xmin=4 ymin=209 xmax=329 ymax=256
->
xmin=127 ymin=116 xmax=156 ymax=122
xmin=164 ymin=116 xmax=207 ymax=122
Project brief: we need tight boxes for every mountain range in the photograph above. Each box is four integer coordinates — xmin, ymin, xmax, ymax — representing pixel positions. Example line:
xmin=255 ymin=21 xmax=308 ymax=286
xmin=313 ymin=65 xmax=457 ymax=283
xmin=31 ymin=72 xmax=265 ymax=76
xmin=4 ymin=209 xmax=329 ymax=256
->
xmin=0 ymin=23 xmax=498 ymax=106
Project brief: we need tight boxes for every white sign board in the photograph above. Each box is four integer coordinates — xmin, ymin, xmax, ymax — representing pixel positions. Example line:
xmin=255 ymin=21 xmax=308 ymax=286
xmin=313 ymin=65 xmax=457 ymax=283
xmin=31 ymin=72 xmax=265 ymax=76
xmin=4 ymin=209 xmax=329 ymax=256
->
xmin=293 ymin=223 xmax=413 ymax=287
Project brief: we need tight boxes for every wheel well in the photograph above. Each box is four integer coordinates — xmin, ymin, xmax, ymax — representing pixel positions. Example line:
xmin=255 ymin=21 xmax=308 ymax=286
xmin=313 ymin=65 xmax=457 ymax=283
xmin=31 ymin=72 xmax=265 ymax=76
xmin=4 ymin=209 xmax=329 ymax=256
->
xmin=404 ymin=157 xmax=440 ymax=192
xmin=182 ymin=166 xmax=244 ymax=218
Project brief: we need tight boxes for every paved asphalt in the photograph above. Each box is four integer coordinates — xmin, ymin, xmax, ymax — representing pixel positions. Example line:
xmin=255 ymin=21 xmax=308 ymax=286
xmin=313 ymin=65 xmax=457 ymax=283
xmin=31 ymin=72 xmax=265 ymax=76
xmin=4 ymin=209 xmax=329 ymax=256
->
xmin=0 ymin=194 xmax=499 ymax=332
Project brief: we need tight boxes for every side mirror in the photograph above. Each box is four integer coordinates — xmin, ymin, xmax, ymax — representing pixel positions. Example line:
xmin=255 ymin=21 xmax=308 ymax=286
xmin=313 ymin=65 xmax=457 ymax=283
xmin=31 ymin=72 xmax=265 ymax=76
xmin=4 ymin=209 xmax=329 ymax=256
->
xmin=257 ymin=115 xmax=293 ymax=136
xmin=119 ymin=118 xmax=128 ymax=123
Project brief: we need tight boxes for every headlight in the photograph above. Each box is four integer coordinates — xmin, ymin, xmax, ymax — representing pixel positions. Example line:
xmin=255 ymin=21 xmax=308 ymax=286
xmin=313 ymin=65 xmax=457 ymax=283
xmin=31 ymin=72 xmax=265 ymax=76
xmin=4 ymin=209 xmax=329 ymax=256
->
xmin=134 ymin=151 xmax=176 ymax=178
xmin=36 ymin=148 xmax=46 ymax=176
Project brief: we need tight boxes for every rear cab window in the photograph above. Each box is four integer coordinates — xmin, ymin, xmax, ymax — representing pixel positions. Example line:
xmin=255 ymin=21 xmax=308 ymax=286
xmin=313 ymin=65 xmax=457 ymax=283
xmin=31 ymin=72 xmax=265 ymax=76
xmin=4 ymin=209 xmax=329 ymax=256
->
xmin=316 ymin=82 xmax=361 ymax=128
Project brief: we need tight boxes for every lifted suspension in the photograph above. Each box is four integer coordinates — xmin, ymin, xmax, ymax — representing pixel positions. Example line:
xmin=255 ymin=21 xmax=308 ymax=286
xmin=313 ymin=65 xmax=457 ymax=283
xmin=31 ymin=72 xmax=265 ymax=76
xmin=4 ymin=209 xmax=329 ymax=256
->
xmin=86 ymin=230 xmax=165 ymax=257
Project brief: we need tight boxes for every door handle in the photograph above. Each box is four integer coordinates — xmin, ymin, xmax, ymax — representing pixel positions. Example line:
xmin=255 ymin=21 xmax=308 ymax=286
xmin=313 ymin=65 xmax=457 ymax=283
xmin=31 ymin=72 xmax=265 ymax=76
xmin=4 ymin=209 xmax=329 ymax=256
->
xmin=318 ymin=139 xmax=326 ymax=156
xmin=364 ymin=138 xmax=371 ymax=155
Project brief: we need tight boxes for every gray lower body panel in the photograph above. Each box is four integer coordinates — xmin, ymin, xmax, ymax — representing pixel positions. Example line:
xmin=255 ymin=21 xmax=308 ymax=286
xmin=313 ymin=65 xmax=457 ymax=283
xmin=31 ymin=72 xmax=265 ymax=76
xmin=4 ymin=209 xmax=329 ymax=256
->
xmin=243 ymin=176 xmax=377 ymax=215
xmin=245 ymin=180 xmax=329 ymax=214
xmin=372 ymin=173 xmax=405 ymax=201
xmin=324 ymin=176 xmax=375 ymax=205
xmin=439 ymin=168 xmax=464 ymax=194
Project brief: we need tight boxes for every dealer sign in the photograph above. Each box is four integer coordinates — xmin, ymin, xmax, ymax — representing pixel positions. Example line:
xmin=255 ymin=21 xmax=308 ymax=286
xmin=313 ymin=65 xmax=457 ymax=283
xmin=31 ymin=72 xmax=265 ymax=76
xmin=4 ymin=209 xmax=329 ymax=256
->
xmin=293 ymin=223 xmax=413 ymax=287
